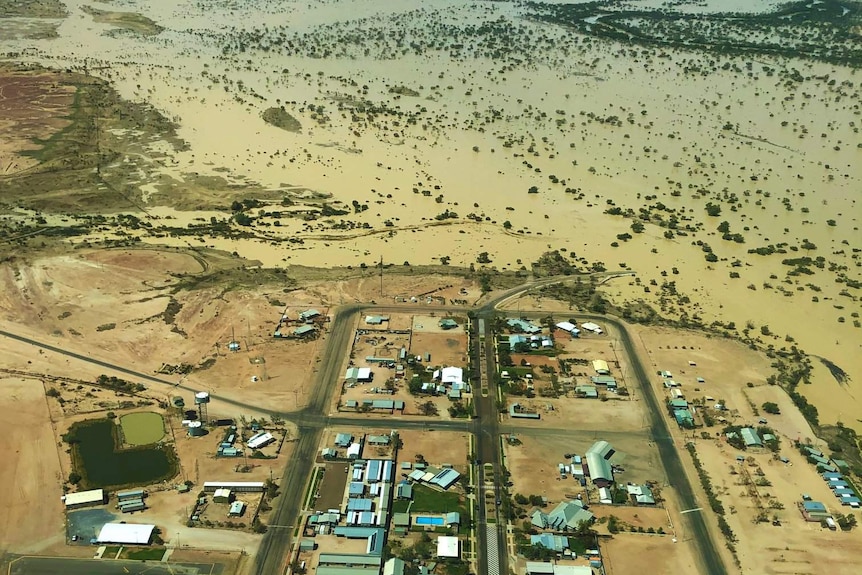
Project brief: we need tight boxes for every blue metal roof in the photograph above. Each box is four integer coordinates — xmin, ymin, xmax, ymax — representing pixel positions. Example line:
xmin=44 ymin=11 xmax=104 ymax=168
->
xmin=347 ymin=498 xmax=373 ymax=511
xmin=802 ymin=501 xmax=826 ymax=512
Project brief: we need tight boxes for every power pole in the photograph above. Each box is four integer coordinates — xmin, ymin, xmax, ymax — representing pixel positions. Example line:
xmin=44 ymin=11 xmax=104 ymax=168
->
xmin=379 ymin=255 xmax=384 ymax=298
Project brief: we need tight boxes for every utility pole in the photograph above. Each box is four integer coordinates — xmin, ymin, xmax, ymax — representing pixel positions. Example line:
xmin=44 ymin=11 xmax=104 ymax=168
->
xmin=379 ymin=255 xmax=384 ymax=298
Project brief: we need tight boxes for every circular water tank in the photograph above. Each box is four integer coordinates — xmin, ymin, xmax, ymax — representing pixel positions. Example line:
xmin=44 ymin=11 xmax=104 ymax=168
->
xmin=172 ymin=397 xmax=185 ymax=408
xmin=188 ymin=421 xmax=206 ymax=436
xmin=194 ymin=392 xmax=210 ymax=404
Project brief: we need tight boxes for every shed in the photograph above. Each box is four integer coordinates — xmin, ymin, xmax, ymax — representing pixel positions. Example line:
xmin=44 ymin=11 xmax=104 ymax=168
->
xmin=322 ymin=448 xmax=337 ymax=460
xmin=228 ymin=501 xmax=246 ymax=517
xmin=592 ymin=360 xmax=610 ymax=375
xmin=63 ymin=489 xmax=105 ymax=508
xmin=439 ymin=319 xmax=458 ymax=330
xmin=213 ymin=488 xmax=232 ymax=503
xmin=96 ymin=523 xmax=155 ymax=545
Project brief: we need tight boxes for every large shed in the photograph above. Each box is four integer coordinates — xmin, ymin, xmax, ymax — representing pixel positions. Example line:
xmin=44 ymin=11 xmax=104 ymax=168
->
xmin=96 ymin=523 xmax=155 ymax=545
xmin=63 ymin=489 xmax=105 ymax=509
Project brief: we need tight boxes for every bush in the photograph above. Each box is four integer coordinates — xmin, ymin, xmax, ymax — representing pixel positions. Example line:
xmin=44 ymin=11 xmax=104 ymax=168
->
xmin=762 ymin=402 xmax=781 ymax=414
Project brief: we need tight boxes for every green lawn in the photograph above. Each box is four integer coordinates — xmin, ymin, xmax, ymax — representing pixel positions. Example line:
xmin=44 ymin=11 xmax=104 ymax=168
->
xmin=411 ymin=484 xmax=462 ymax=513
xmin=124 ymin=547 xmax=166 ymax=561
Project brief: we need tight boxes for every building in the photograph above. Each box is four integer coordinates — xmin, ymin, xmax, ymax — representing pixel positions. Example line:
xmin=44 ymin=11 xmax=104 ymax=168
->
xmin=740 ymin=427 xmax=763 ymax=448
xmin=335 ymin=433 xmax=353 ymax=448
xmin=526 ymin=564 xmax=592 ymax=575
xmin=530 ymin=533 xmax=569 ymax=553
xmin=531 ymin=500 xmax=594 ymax=531
xmin=585 ymin=441 xmax=615 ymax=486
xmin=575 ymin=385 xmax=598 ymax=399
xmin=368 ymin=434 xmax=391 ymax=446
xmin=213 ymin=488 xmax=232 ymax=503
xmin=247 ymin=432 xmax=276 ymax=450
xmin=507 ymin=318 xmax=541 ymax=334
xmin=592 ymin=360 xmax=610 ymax=375
xmin=383 ymin=558 xmax=406 ymax=575
xmin=436 ymin=536 xmax=460 ymax=558
xmin=580 ymin=322 xmax=603 ymax=334
xmin=436 ymin=366 xmax=464 ymax=386
xmin=555 ymin=321 xmax=580 ymax=336
xmin=322 ymin=448 xmax=337 ymax=460
xmin=203 ymin=481 xmax=265 ymax=493
xmin=293 ymin=325 xmax=317 ymax=338
xmin=396 ymin=482 xmax=413 ymax=500
xmin=346 ymin=367 xmax=373 ymax=382
xmin=674 ymin=409 xmax=695 ymax=427
xmin=229 ymin=501 xmax=246 ymax=517
xmin=429 ymin=468 xmax=461 ymax=490
xmin=117 ymin=489 xmax=145 ymax=502
xmin=365 ymin=315 xmax=389 ymax=325
xmin=800 ymin=500 xmax=830 ymax=521
xmin=510 ymin=403 xmax=541 ymax=419
xmin=439 ymin=319 xmax=459 ymax=330
xmin=300 ymin=309 xmax=321 ymax=322
xmin=63 ymin=488 xmax=105 ymax=509
xmin=96 ymin=523 xmax=155 ymax=545
xmin=626 ymin=484 xmax=656 ymax=505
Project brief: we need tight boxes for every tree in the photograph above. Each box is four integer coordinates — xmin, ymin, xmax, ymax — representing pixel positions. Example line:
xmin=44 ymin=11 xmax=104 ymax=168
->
xmin=418 ymin=401 xmax=438 ymax=416
xmin=837 ymin=513 xmax=857 ymax=531
xmin=68 ymin=472 xmax=82 ymax=485
xmin=503 ymin=220 xmax=512 ymax=230
xmin=477 ymin=252 xmax=492 ymax=264
xmin=705 ymin=202 xmax=722 ymax=216
xmin=762 ymin=402 xmax=781 ymax=415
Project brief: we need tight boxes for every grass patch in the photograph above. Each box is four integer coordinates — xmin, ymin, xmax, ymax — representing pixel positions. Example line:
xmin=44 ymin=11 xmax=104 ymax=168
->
xmin=80 ymin=6 xmax=163 ymax=35
xmin=409 ymin=484 xmax=462 ymax=513
xmin=123 ymin=547 xmax=165 ymax=560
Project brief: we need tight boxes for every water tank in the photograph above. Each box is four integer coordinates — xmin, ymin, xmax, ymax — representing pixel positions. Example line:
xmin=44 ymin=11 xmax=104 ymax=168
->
xmin=171 ymin=397 xmax=185 ymax=408
xmin=188 ymin=421 xmax=206 ymax=437
xmin=194 ymin=392 xmax=210 ymax=404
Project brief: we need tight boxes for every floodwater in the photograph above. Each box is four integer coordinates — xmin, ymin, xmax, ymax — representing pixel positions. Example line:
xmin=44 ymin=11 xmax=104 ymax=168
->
xmin=1 ymin=0 xmax=860 ymax=422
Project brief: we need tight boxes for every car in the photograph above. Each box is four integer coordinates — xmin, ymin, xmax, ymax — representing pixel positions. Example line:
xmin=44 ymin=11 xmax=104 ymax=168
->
xmin=71 ymin=535 xmax=78 ymax=542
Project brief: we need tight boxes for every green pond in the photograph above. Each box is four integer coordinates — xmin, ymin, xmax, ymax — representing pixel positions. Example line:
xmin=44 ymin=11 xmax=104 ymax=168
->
xmin=69 ymin=419 xmax=176 ymax=489
xmin=119 ymin=412 xmax=165 ymax=446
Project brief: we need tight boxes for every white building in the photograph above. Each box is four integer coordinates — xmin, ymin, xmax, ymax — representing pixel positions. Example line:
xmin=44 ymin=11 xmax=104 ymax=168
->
xmin=96 ymin=523 xmax=155 ymax=545
xmin=436 ymin=536 xmax=460 ymax=558
xmin=435 ymin=367 xmax=464 ymax=386
xmin=62 ymin=488 xmax=105 ymax=508
xmin=247 ymin=432 xmax=275 ymax=450
xmin=581 ymin=322 xmax=603 ymax=334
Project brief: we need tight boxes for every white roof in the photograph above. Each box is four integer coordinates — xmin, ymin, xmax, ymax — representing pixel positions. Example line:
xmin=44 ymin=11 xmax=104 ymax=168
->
xmin=357 ymin=367 xmax=372 ymax=379
xmin=97 ymin=523 xmax=155 ymax=544
xmin=247 ymin=432 xmax=274 ymax=449
xmin=439 ymin=367 xmax=464 ymax=385
xmin=63 ymin=489 xmax=104 ymax=507
xmin=555 ymin=321 xmax=577 ymax=332
xmin=552 ymin=567 xmax=593 ymax=575
xmin=436 ymin=536 xmax=460 ymax=558
xmin=203 ymin=481 xmax=265 ymax=489
xmin=581 ymin=322 xmax=602 ymax=332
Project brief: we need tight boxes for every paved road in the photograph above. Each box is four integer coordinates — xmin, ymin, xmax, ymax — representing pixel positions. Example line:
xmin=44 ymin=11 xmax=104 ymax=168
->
xmin=250 ymin=306 xmax=361 ymax=575
xmin=5 ymin=556 xmax=219 ymax=575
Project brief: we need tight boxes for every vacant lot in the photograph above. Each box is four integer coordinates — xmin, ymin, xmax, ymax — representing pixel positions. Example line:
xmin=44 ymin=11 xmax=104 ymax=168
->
xmin=602 ymin=532 xmax=698 ymax=575
xmin=315 ymin=463 xmax=349 ymax=512
xmin=410 ymin=332 xmax=468 ymax=370
xmin=396 ymin=429 xmax=470 ymax=471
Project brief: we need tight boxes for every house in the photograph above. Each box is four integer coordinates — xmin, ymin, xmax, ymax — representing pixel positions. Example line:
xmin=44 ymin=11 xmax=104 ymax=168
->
xmin=674 ymin=409 xmax=695 ymax=427
xmin=396 ymin=482 xmax=413 ymax=500
xmin=436 ymin=366 xmax=464 ymax=386
xmin=800 ymin=500 xmax=830 ymax=521
xmin=626 ymin=484 xmax=656 ymax=505
xmin=392 ymin=513 xmax=411 ymax=528
xmin=530 ymin=533 xmax=569 ymax=553
xmin=368 ymin=434 xmax=391 ymax=446
xmin=335 ymin=433 xmax=353 ymax=448
xmin=669 ymin=398 xmax=688 ymax=410
xmin=429 ymin=469 xmax=461 ymax=490
xmin=598 ymin=487 xmax=612 ymax=504
xmin=322 ymin=448 xmax=337 ymax=460
xmin=228 ymin=501 xmax=246 ymax=517
xmin=575 ymin=385 xmax=598 ymax=399
xmin=439 ymin=319 xmax=459 ymax=330
xmin=534 ymin=500 xmax=594 ymax=531
xmin=508 ymin=334 xmax=529 ymax=350
xmin=592 ymin=360 xmax=611 ymax=375
xmin=526 ymin=564 xmax=592 ymax=575
xmin=740 ymin=427 xmax=763 ymax=448
xmin=436 ymin=536 xmax=460 ymax=558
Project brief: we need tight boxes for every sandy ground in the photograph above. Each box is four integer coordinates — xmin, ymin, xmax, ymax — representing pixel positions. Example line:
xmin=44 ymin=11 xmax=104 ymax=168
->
xmin=602 ymin=532 xmax=699 ymax=575
xmin=395 ymin=429 xmax=470 ymax=470
xmin=689 ymin=438 xmax=862 ymax=574
xmin=0 ymin=377 xmax=65 ymax=554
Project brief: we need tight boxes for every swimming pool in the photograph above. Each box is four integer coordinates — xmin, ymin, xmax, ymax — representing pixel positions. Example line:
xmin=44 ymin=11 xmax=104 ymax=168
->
xmin=414 ymin=516 xmax=444 ymax=526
